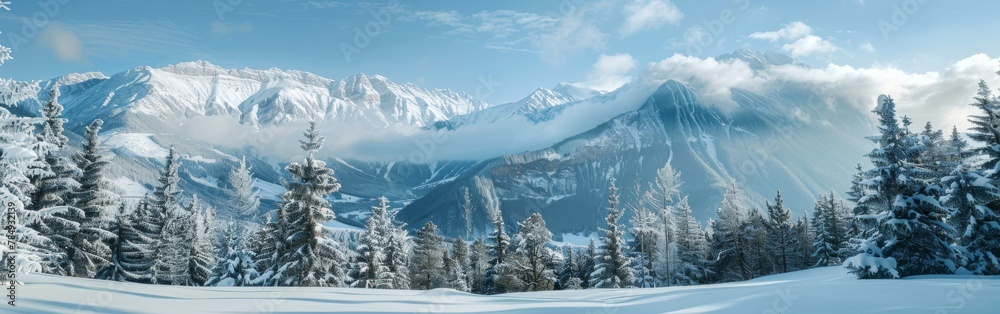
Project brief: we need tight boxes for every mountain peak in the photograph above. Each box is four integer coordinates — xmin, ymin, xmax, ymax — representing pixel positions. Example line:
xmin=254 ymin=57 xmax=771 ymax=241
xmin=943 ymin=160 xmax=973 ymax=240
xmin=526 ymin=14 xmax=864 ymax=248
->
xmin=160 ymin=60 xmax=230 ymax=76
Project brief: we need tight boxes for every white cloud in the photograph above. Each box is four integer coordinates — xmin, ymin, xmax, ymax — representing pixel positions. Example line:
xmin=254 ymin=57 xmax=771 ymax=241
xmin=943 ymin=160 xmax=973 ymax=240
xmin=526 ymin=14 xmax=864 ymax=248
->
xmin=781 ymin=35 xmax=839 ymax=57
xmin=643 ymin=54 xmax=764 ymax=111
xmin=859 ymin=41 xmax=875 ymax=53
xmin=642 ymin=53 xmax=1000 ymax=131
xmin=748 ymin=21 xmax=839 ymax=57
xmin=575 ymin=53 xmax=638 ymax=92
xmin=620 ymin=0 xmax=683 ymax=36
xmin=39 ymin=23 xmax=86 ymax=63
xmin=211 ymin=21 xmax=253 ymax=36
xmin=413 ymin=7 xmax=604 ymax=63
xmin=748 ymin=21 xmax=813 ymax=42
xmin=535 ymin=10 xmax=608 ymax=64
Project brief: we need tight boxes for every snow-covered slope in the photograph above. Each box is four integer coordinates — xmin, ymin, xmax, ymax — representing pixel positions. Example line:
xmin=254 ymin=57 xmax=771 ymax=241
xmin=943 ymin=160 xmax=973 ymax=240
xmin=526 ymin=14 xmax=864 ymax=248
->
xmin=13 ymin=267 xmax=998 ymax=313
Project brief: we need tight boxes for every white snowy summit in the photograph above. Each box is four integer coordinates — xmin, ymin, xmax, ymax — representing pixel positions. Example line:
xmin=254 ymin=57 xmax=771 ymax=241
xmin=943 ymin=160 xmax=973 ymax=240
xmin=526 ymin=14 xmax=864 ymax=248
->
xmin=14 ymin=60 xmax=492 ymax=131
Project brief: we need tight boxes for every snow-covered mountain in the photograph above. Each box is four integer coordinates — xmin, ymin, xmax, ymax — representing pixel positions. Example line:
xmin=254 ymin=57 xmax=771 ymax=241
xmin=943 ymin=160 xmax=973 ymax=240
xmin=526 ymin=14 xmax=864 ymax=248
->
xmin=433 ymin=83 xmax=602 ymax=129
xmin=399 ymin=79 xmax=872 ymax=237
xmin=12 ymin=60 xmax=491 ymax=132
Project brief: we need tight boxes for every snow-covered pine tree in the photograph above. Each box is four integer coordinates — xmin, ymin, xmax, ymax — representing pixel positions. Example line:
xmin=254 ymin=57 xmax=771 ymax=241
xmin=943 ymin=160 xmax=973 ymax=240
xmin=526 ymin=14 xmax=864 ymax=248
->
xmin=846 ymin=164 xmax=867 ymax=239
xmin=248 ymin=215 xmax=278 ymax=287
xmin=628 ymin=205 xmax=659 ymax=288
xmin=940 ymin=161 xmax=1000 ymax=275
xmin=744 ymin=207 xmax=771 ymax=276
xmin=152 ymin=147 xmax=186 ymax=285
xmin=920 ymin=121 xmax=950 ymax=177
xmin=846 ymin=95 xmax=956 ymax=278
xmin=943 ymin=84 xmax=1000 ymax=275
xmin=350 ymin=196 xmax=392 ymax=289
xmin=206 ymin=220 xmax=258 ymax=286
xmin=968 ymin=80 xmax=1000 ymax=172
xmin=448 ymin=237 xmax=471 ymax=292
xmin=410 ymin=221 xmax=445 ymax=290
xmin=228 ymin=156 xmax=260 ymax=222
xmin=591 ymin=178 xmax=634 ymax=289
xmin=268 ymin=122 xmax=348 ymax=287
xmin=483 ymin=211 xmax=514 ymax=294
xmin=28 ymin=84 xmax=79 ymax=212
xmin=644 ymin=164 xmax=680 ymax=286
xmin=812 ymin=192 xmax=850 ymax=266
xmin=206 ymin=157 xmax=261 ymax=286
xmin=112 ymin=195 xmax=160 ymax=283
xmin=579 ymin=238 xmax=597 ymax=288
xmin=795 ymin=213 xmax=815 ymax=270
xmin=557 ymin=244 xmax=580 ymax=290
xmin=383 ymin=212 xmax=411 ymax=290
xmin=671 ymin=197 xmax=708 ymax=285
xmin=69 ymin=119 xmax=120 ymax=278
xmin=514 ymin=213 xmax=556 ymax=291
xmin=709 ymin=183 xmax=753 ymax=282
xmin=0 ymin=74 xmax=66 ymax=282
xmin=97 ymin=203 xmax=130 ymax=281
xmin=187 ymin=200 xmax=215 ymax=286
xmin=765 ymin=191 xmax=798 ymax=273
xmin=469 ymin=238 xmax=488 ymax=294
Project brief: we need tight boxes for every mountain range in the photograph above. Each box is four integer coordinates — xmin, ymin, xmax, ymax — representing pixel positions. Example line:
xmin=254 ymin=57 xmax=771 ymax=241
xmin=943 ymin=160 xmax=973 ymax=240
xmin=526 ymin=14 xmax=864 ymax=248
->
xmin=4 ymin=50 xmax=874 ymax=238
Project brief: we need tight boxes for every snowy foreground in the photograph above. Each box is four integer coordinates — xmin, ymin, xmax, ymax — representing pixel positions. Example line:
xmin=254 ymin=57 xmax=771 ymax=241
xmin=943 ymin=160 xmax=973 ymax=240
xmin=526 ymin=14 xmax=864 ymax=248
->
xmin=12 ymin=267 xmax=999 ymax=313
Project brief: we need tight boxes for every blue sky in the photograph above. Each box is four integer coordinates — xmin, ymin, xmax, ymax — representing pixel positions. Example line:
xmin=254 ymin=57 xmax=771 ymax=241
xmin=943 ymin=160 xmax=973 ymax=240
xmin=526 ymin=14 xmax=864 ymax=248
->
xmin=0 ymin=0 xmax=997 ymax=105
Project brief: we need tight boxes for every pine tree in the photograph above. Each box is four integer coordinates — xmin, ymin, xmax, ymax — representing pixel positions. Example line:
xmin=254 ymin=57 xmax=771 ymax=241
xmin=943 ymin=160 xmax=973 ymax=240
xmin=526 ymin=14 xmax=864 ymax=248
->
xmin=410 ymin=221 xmax=445 ymax=290
xmin=644 ymin=164 xmax=680 ymax=286
xmin=795 ymin=213 xmax=815 ymax=270
xmin=483 ymin=211 xmax=513 ymax=294
xmin=846 ymin=95 xmax=956 ymax=278
xmin=383 ymin=214 xmax=411 ymax=290
xmin=710 ymin=183 xmax=753 ymax=282
xmin=744 ymin=207 xmax=771 ymax=276
xmin=469 ymin=238 xmax=488 ymax=294
xmin=765 ymin=191 xmax=798 ymax=273
xmin=671 ymin=197 xmax=708 ymax=285
xmin=448 ymin=237 xmax=471 ymax=292
xmin=557 ymin=245 xmax=580 ymax=290
xmin=186 ymin=200 xmax=215 ymax=286
xmin=268 ymin=123 xmax=348 ymax=287
xmin=114 ymin=196 xmax=160 ymax=283
xmin=350 ymin=197 xmax=392 ymax=289
xmin=628 ymin=206 xmax=659 ymax=288
xmin=228 ymin=156 xmax=261 ymax=222
xmin=514 ymin=213 xmax=556 ymax=291
xmin=579 ymin=238 xmax=598 ymax=288
xmin=944 ymin=87 xmax=1000 ymax=275
xmin=591 ymin=178 xmax=634 ymax=289
xmin=69 ymin=119 xmax=120 ymax=278
xmin=28 ymin=84 xmax=79 ymax=212
xmin=968 ymin=80 xmax=1000 ymax=172
xmin=152 ymin=147 xmax=186 ymax=285
xmin=207 ymin=221 xmax=258 ymax=286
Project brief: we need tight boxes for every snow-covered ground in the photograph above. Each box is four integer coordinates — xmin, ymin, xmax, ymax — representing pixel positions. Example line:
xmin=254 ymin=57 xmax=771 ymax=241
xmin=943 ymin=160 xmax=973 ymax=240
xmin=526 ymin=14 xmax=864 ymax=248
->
xmin=102 ymin=133 xmax=170 ymax=160
xmin=12 ymin=267 xmax=998 ymax=313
